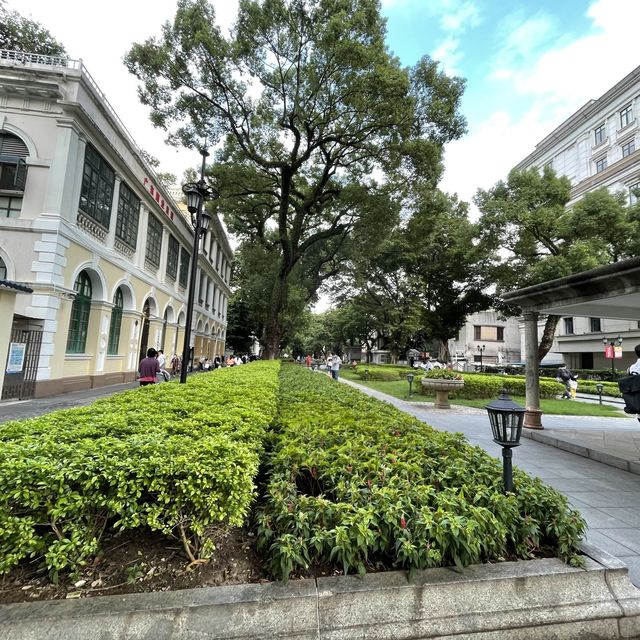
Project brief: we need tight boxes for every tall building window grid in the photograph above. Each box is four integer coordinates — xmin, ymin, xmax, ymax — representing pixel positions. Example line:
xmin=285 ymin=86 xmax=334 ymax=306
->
xmin=620 ymin=104 xmax=634 ymax=129
xmin=595 ymin=157 xmax=608 ymax=173
xmin=563 ymin=317 xmax=574 ymax=335
xmin=622 ymin=139 xmax=636 ymax=158
xmin=78 ymin=144 xmax=115 ymax=229
xmin=145 ymin=215 xmax=163 ymax=268
xmin=107 ymin=287 xmax=123 ymax=355
xmin=115 ymin=182 xmax=140 ymax=249
xmin=166 ymin=235 xmax=179 ymax=280
xmin=594 ymin=123 xmax=606 ymax=146
xmin=0 ymin=195 xmax=22 ymax=218
xmin=179 ymin=247 xmax=190 ymax=288
xmin=590 ymin=317 xmax=602 ymax=333
xmin=66 ymin=271 xmax=92 ymax=354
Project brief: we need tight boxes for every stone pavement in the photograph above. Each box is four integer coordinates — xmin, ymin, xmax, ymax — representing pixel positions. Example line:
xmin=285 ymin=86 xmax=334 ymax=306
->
xmin=340 ymin=379 xmax=640 ymax=588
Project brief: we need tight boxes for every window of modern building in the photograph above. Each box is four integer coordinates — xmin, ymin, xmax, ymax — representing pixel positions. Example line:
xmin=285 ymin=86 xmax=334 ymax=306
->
xmin=474 ymin=326 xmax=504 ymax=341
xmin=630 ymin=182 xmax=640 ymax=205
xmin=145 ymin=215 xmax=163 ymax=268
xmin=66 ymin=271 xmax=92 ymax=354
xmin=179 ymin=247 xmax=190 ymax=288
xmin=107 ymin=287 xmax=123 ymax=355
xmin=0 ymin=256 xmax=6 ymax=279
xmin=595 ymin=157 xmax=607 ymax=173
xmin=563 ymin=317 xmax=574 ymax=334
xmin=620 ymin=104 xmax=634 ymax=129
xmin=0 ymin=132 xmax=29 ymax=217
xmin=78 ymin=144 xmax=115 ymax=229
xmin=622 ymin=140 xmax=636 ymax=158
xmin=589 ymin=317 xmax=602 ymax=332
xmin=115 ymin=182 xmax=140 ymax=249
xmin=166 ymin=235 xmax=179 ymax=280
xmin=594 ymin=123 xmax=606 ymax=146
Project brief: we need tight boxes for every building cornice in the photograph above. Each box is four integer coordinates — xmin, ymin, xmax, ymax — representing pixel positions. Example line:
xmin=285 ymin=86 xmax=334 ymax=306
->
xmin=515 ymin=65 xmax=640 ymax=170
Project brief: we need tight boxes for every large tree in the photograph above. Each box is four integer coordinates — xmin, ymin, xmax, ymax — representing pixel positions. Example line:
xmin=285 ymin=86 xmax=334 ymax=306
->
xmin=0 ymin=3 xmax=66 ymax=56
xmin=125 ymin=0 xmax=466 ymax=357
xmin=475 ymin=167 xmax=638 ymax=360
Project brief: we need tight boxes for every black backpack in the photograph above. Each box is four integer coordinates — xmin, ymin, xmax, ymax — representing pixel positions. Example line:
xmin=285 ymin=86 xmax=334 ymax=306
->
xmin=618 ymin=374 xmax=640 ymax=414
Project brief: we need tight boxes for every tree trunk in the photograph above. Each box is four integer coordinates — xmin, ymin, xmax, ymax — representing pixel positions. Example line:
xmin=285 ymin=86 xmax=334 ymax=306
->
xmin=437 ymin=338 xmax=450 ymax=362
xmin=263 ymin=267 xmax=289 ymax=359
xmin=537 ymin=314 xmax=560 ymax=362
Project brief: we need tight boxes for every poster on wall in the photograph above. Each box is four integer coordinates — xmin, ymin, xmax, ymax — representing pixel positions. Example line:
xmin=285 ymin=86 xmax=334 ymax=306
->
xmin=6 ymin=342 xmax=26 ymax=373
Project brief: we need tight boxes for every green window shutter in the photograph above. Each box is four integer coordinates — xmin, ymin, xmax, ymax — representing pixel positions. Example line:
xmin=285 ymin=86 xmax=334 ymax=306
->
xmin=66 ymin=271 xmax=93 ymax=354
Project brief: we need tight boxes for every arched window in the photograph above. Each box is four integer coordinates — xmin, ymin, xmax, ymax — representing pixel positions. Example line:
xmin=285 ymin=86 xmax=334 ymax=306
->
xmin=66 ymin=271 xmax=92 ymax=353
xmin=0 ymin=256 xmax=6 ymax=280
xmin=107 ymin=287 xmax=123 ymax=355
xmin=0 ymin=132 xmax=29 ymax=218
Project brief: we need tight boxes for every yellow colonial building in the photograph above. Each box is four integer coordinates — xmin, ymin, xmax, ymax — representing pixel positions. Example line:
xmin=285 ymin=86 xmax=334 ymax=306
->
xmin=0 ymin=50 xmax=232 ymax=399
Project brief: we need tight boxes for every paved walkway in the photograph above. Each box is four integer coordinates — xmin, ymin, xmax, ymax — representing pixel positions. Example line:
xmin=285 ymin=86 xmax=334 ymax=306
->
xmin=341 ymin=379 xmax=640 ymax=588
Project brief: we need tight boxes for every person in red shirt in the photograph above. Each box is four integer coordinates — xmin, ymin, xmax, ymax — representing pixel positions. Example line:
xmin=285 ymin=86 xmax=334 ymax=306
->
xmin=305 ymin=354 xmax=312 ymax=368
xmin=138 ymin=348 xmax=160 ymax=386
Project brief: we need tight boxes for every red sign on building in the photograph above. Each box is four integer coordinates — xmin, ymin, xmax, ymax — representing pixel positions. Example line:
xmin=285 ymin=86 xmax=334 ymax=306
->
xmin=143 ymin=177 xmax=175 ymax=221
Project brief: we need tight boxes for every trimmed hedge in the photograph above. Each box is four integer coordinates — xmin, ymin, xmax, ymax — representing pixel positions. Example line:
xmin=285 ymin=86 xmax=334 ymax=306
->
xmin=443 ymin=373 xmax=564 ymax=399
xmin=0 ymin=361 xmax=280 ymax=577
xmin=256 ymin=367 xmax=585 ymax=580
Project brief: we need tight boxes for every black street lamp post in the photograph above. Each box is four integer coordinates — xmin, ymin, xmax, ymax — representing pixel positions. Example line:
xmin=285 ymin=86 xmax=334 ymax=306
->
xmin=477 ymin=344 xmax=486 ymax=372
xmin=180 ymin=149 xmax=217 ymax=384
xmin=595 ymin=383 xmax=604 ymax=405
xmin=406 ymin=372 xmax=415 ymax=398
xmin=602 ymin=335 xmax=622 ymax=378
xmin=485 ymin=390 xmax=525 ymax=493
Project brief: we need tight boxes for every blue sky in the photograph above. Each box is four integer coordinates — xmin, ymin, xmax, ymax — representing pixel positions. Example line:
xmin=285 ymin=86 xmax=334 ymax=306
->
xmin=11 ymin=0 xmax=640 ymax=210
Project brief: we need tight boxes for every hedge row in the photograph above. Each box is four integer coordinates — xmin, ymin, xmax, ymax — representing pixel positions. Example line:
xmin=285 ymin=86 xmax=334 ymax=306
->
xmin=256 ymin=367 xmax=585 ymax=580
xmin=0 ymin=361 xmax=280 ymax=577
xmin=444 ymin=373 xmax=564 ymax=399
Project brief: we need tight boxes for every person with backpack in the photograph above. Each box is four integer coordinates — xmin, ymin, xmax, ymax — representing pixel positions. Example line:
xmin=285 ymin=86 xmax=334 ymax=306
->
xmin=556 ymin=365 xmax=573 ymax=399
xmin=620 ymin=344 xmax=640 ymax=419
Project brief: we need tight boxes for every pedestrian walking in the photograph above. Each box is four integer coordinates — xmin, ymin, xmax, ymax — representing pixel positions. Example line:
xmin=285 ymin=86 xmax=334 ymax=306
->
xmin=157 ymin=350 xmax=170 ymax=381
xmin=305 ymin=354 xmax=312 ymax=368
xmin=329 ymin=353 xmax=342 ymax=380
xmin=556 ymin=365 xmax=573 ymax=399
xmin=138 ymin=348 xmax=160 ymax=386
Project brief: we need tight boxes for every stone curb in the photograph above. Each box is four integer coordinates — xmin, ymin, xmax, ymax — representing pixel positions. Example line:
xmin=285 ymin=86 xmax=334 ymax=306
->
xmin=1 ymin=546 xmax=639 ymax=639
xmin=521 ymin=428 xmax=640 ymax=476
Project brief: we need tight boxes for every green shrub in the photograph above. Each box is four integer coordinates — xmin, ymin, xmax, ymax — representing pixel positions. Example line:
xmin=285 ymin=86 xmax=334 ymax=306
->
xmin=446 ymin=374 xmax=563 ymax=399
xmin=256 ymin=367 xmax=585 ymax=581
xmin=0 ymin=361 xmax=280 ymax=576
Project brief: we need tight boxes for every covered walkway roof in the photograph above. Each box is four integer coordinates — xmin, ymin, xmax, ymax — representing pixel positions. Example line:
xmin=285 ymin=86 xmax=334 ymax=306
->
xmin=502 ymin=257 xmax=640 ymax=320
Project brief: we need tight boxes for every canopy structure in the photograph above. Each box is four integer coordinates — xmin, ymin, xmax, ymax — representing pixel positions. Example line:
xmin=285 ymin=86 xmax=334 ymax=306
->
xmin=501 ymin=257 xmax=640 ymax=428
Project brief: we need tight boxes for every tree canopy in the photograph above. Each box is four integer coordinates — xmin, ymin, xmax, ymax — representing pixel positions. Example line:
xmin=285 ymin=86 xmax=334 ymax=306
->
xmin=0 ymin=4 xmax=66 ymax=56
xmin=125 ymin=0 xmax=466 ymax=357
xmin=475 ymin=166 xmax=640 ymax=360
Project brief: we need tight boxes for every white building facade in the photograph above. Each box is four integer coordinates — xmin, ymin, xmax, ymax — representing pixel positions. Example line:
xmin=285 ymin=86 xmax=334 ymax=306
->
xmin=513 ymin=64 xmax=640 ymax=370
xmin=448 ymin=311 xmax=521 ymax=369
xmin=0 ymin=50 xmax=232 ymax=399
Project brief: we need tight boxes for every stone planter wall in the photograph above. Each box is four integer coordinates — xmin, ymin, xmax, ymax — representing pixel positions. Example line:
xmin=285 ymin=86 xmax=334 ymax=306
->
xmin=1 ymin=544 xmax=639 ymax=639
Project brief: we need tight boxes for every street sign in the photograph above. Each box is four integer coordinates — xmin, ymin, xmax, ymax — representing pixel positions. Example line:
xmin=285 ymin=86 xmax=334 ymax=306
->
xmin=615 ymin=345 xmax=623 ymax=359
xmin=605 ymin=345 xmax=614 ymax=359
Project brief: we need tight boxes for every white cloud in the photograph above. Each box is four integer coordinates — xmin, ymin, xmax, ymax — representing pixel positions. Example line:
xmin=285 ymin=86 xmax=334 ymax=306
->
xmin=440 ymin=0 xmax=481 ymax=32
xmin=432 ymin=36 xmax=463 ymax=76
xmin=441 ymin=0 xmax=640 ymax=213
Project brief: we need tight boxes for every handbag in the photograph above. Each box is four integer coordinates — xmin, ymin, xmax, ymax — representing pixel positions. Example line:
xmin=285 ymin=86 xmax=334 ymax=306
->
xmin=618 ymin=374 xmax=640 ymax=414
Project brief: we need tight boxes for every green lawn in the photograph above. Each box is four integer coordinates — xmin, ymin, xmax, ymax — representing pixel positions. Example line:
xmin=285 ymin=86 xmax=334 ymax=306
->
xmin=340 ymin=368 xmax=624 ymax=418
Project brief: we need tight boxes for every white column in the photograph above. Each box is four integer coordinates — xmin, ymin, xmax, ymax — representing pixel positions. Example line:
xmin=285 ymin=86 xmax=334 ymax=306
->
xmin=106 ymin=175 xmax=121 ymax=249
xmin=134 ymin=204 xmax=149 ymax=268
xmin=523 ymin=310 xmax=543 ymax=429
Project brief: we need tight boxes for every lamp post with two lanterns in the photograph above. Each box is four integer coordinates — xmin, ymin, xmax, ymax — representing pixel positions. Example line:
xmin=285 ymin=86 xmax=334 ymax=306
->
xmin=180 ymin=148 xmax=218 ymax=384
xmin=602 ymin=335 xmax=622 ymax=378
xmin=477 ymin=344 xmax=486 ymax=372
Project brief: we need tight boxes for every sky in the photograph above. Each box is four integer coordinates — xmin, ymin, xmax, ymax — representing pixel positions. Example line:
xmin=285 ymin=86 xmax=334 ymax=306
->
xmin=8 ymin=0 xmax=640 ymax=213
